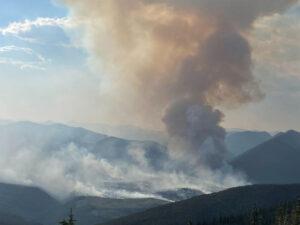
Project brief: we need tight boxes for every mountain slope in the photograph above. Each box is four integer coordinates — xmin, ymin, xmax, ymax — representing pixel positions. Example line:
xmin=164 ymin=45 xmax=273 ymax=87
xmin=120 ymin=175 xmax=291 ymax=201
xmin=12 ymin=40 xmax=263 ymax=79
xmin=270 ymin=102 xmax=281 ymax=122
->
xmin=68 ymin=122 xmax=168 ymax=144
xmin=156 ymin=188 xmax=204 ymax=202
xmin=0 ymin=121 xmax=168 ymax=167
xmin=99 ymin=184 xmax=300 ymax=225
xmin=0 ymin=211 xmax=42 ymax=225
xmin=0 ymin=122 xmax=170 ymax=198
xmin=0 ymin=183 xmax=60 ymax=224
xmin=48 ymin=197 xmax=168 ymax=225
xmin=231 ymin=130 xmax=300 ymax=184
xmin=0 ymin=182 xmax=169 ymax=225
xmin=225 ymin=131 xmax=272 ymax=158
xmin=0 ymin=121 xmax=107 ymax=151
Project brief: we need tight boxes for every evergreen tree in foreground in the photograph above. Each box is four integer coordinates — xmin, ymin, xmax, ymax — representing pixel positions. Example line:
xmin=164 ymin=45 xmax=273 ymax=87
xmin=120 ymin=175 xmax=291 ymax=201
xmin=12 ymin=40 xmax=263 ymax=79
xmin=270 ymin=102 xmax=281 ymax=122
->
xmin=294 ymin=197 xmax=300 ymax=225
xmin=68 ymin=209 xmax=76 ymax=225
xmin=275 ymin=204 xmax=284 ymax=225
xmin=59 ymin=220 xmax=68 ymax=225
xmin=59 ymin=209 xmax=76 ymax=225
xmin=251 ymin=205 xmax=260 ymax=225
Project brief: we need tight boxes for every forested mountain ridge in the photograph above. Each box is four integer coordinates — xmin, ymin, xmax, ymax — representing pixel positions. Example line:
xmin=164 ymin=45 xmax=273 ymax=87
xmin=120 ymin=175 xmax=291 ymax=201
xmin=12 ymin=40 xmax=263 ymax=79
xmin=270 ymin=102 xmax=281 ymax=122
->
xmin=99 ymin=184 xmax=300 ymax=225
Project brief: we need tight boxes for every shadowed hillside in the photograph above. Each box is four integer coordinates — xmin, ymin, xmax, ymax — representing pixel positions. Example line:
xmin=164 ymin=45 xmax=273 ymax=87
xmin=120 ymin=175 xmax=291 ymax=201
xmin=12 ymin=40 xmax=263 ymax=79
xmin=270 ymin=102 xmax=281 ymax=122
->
xmin=225 ymin=131 xmax=271 ymax=158
xmin=231 ymin=130 xmax=300 ymax=184
xmin=0 ymin=183 xmax=60 ymax=224
xmin=50 ymin=197 xmax=167 ymax=225
xmin=99 ymin=184 xmax=300 ymax=225
xmin=0 ymin=183 xmax=168 ymax=225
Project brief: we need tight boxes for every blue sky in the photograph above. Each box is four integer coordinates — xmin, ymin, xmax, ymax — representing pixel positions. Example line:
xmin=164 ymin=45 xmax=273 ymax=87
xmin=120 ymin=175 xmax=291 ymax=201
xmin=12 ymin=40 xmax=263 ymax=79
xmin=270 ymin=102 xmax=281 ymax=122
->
xmin=0 ymin=0 xmax=87 ymax=70
xmin=0 ymin=0 xmax=67 ymax=26
xmin=0 ymin=0 xmax=300 ymax=132
xmin=0 ymin=0 xmax=98 ymax=125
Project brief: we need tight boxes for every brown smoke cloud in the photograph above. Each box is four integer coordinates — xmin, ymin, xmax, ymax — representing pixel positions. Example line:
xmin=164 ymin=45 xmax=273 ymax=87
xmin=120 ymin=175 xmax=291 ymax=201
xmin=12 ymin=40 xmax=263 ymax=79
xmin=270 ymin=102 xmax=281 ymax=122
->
xmin=64 ymin=0 xmax=296 ymax=168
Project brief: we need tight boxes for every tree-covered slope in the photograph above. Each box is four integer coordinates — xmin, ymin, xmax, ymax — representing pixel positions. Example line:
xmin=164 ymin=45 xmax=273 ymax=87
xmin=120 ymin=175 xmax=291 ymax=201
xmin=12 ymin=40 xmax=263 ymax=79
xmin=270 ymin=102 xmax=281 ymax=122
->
xmin=99 ymin=184 xmax=300 ymax=225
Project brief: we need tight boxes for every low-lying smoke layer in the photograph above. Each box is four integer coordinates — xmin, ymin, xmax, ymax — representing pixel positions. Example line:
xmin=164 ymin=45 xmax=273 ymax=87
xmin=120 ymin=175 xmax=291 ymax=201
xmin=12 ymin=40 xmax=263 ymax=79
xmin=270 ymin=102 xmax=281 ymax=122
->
xmin=0 ymin=122 xmax=246 ymax=199
xmin=63 ymin=0 xmax=296 ymax=168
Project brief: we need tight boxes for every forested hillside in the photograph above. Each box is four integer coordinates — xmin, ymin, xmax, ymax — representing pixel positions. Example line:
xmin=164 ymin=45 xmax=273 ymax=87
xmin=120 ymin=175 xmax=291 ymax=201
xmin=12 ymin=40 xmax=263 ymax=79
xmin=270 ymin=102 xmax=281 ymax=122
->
xmin=100 ymin=184 xmax=300 ymax=225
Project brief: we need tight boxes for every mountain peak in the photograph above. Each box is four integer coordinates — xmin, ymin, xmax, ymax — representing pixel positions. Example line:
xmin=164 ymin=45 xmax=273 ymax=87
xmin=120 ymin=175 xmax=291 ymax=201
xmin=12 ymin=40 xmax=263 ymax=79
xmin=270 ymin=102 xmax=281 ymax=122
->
xmin=285 ymin=129 xmax=299 ymax=136
xmin=231 ymin=128 xmax=300 ymax=184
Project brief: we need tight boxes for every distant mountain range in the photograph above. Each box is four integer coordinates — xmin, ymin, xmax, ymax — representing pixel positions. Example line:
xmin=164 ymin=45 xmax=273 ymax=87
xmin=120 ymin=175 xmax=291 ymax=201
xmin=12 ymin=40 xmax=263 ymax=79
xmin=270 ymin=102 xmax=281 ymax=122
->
xmin=2 ymin=120 xmax=300 ymax=195
xmin=67 ymin=122 xmax=168 ymax=145
xmin=2 ymin=121 xmax=300 ymax=185
xmin=67 ymin=122 xmax=273 ymax=159
xmin=225 ymin=131 xmax=272 ymax=158
xmin=99 ymin=184 xmax=300 ymax=225
xmin=0 ymin=121 xmax=168 ymax=166
xmin=0 ymin=121 xmax=173 ymax=198
xmin=0 ymin=119 xmax=273 ymax=158
xmin=67 ymin=122 xmax=274 ymax=153
xmin=231 ymin=130 xmax=300 ymax=184
xmin=0 ymin=121 xmax=273 ymax=199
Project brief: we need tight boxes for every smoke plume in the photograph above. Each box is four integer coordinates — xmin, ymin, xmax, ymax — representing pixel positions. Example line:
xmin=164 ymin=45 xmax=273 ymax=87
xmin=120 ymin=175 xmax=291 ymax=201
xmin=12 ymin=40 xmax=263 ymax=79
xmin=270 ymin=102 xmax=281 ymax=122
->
xmin=64 ymin=0 xmax=296 ymax=168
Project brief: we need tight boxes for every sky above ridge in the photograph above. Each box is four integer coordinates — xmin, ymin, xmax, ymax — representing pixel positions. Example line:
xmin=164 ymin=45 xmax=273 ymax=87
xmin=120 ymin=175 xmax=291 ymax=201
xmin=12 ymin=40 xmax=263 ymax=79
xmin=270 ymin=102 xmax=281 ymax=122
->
xmin=0 ymin=0 xmax=300 ymax=132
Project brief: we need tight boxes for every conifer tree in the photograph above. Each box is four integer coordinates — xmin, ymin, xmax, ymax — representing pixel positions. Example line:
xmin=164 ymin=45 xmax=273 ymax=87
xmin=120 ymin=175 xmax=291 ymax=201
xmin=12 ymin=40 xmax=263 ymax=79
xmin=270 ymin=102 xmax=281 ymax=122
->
xmin=68 ymin=209 xmax=76 ymax=225
xmin=282 ymin=206 xmax=291 ymax=225
xmin=290 ymin=208 xmax=297 ymax=225
xmin=295 ymin=197 xmax=300 ymax=225
xmin=275 ymin=204 xmax=284 ymax=225
xmin=58 ymin=209 xmax=76 ymax=225
xmin=188 ymin=220 xmax=194 ymax=225
xmin=251 ymin=205 xmax=259 ymax=225
xmin=59 ymin=219 xmax=68 ymax=225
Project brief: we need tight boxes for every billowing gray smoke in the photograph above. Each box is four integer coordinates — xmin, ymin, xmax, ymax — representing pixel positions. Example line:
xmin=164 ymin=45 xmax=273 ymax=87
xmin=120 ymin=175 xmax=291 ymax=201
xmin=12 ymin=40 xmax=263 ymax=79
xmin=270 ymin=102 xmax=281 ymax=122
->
xmin=162 ymin=29 xmax=258 ymax=168
xmin=64 ymin=0 xmax=296 ymax=169
xmin=163 ymin=99 xmax=226 ymax=168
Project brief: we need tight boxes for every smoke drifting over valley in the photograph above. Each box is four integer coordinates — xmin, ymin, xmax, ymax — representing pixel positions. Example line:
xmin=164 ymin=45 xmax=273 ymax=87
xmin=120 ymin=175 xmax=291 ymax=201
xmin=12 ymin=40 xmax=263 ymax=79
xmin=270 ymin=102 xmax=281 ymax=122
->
xmin=64 ymin=0 xmax=296 ymax=169
xmin=0 ymin=122 xmax=247 ymax=199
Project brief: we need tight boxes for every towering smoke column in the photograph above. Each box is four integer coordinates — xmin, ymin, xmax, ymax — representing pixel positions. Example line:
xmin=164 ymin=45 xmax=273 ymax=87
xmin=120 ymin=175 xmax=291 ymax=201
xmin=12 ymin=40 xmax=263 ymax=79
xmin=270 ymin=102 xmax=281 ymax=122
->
xmin=64 ymin=0 xmax=297 ymax=168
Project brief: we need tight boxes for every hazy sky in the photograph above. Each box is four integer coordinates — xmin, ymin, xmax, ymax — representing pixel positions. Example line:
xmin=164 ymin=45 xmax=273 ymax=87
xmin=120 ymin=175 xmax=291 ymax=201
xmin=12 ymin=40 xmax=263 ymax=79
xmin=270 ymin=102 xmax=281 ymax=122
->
xmin=0 ymin=0 xmax=300 ymax=132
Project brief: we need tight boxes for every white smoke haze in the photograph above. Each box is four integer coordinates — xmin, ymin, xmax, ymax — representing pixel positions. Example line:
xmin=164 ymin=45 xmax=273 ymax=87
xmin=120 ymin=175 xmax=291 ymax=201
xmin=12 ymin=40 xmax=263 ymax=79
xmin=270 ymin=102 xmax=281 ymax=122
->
xmin=0 ymin=123 xmax=247 ymax=199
